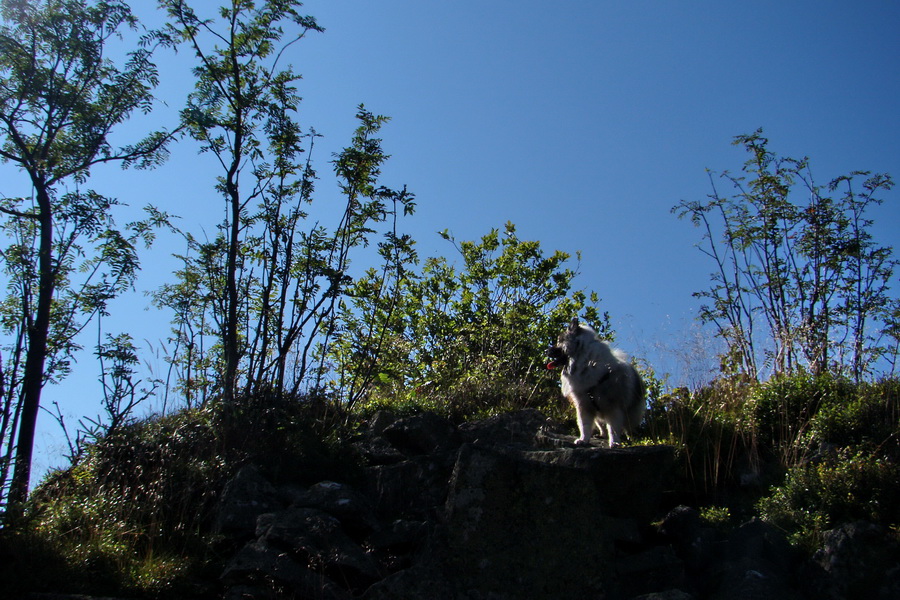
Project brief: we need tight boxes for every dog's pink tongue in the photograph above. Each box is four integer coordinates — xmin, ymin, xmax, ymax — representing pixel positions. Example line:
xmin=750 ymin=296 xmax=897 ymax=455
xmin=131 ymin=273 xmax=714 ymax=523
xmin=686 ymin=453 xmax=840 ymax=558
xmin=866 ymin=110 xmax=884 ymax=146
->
xmin=547 ymin=362 xmax=556 ymax=370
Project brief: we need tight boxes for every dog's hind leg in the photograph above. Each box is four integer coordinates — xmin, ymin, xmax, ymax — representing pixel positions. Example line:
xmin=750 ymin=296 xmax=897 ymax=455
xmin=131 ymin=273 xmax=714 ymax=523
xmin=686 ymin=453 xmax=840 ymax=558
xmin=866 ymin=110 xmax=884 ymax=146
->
xmin=605 ymin=410 xmax=626 ymax=448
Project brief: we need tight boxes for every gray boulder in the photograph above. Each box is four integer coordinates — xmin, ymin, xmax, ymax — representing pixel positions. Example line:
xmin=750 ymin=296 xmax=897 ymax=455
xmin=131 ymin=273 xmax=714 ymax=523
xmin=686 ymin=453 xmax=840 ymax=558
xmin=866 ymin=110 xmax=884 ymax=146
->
xmin=365 ymin=455 xmax=454 ymax=520
xmin=630 ymin=591 xmax=697 ymax=600
xmin=805 ymin=521 xmax=900 ymax=600
xmin=222 ymin=538 xmax=350 ymax=600
xmin=617 ymin=546 xmax=686 ymax=598
xmin=213 ymin=464 xmax=283 ymax=537
xmin=519 ymin=445 xmax=676 ymax=522
xmin=287 ymin=480 xmax=380 ymax=537
xmin=707 ymin=518 xmax=800 ymax=600
xmin=709 ymin=556 xmax=800 ymax=600
xmin=457 ymin=408 xmax=563 ymax=447
xmin=256 ymin=507 xmax=382 ymax=589
xmin=657 ymin=505 xmax=718 ymax=573
xmin=360 ymin=564 xmax=456 ymax=600
xmin=353 ymin=410 xmax=407 ymax=465
xmin=381 ymin=412 xmax=459 ymax=456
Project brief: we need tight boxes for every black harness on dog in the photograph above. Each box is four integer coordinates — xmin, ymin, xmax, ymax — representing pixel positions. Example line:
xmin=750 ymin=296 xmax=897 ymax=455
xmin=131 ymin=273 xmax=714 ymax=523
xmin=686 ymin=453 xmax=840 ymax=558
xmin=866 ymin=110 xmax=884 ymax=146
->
xmin=594 ymin=369 xmax=612 ymax=386
xmin=586 ymin=367 xmax=613 ymax=409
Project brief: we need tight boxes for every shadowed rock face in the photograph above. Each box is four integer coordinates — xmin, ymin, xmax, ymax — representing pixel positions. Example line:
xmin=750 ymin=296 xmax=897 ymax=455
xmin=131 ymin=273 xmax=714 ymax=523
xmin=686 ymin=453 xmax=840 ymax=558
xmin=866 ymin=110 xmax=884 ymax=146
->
xmin=216 ymin=410 xmax=877 ymax=600
xmin=443 ymin=443 xmax=675 ymax=599
xmin=213 ymin=463 xmax=282 ymax=537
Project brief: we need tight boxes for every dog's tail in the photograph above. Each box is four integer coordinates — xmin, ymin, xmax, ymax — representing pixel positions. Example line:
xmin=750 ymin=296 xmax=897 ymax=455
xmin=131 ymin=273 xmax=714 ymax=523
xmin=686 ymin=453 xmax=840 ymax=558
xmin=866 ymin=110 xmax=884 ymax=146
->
xmin=625 ymin=370 xmax=647 ymax=433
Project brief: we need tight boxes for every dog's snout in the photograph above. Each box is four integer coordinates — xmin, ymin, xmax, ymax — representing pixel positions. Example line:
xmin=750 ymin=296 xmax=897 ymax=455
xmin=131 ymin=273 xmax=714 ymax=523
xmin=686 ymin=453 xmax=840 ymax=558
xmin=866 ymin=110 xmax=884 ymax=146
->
xmin=546 ymin=345 xmax=568 ymax=369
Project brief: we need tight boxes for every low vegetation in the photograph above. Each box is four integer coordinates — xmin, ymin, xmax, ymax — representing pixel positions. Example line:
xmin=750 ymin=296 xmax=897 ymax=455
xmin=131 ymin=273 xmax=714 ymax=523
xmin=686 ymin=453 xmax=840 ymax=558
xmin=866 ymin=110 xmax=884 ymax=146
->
xmin=1 ymin=373 xmax=897 ymax=597
xmin=644 ymin=373 xmax=900 ymax=546
xmin=1 ymin=392 xmax=354 ymax=598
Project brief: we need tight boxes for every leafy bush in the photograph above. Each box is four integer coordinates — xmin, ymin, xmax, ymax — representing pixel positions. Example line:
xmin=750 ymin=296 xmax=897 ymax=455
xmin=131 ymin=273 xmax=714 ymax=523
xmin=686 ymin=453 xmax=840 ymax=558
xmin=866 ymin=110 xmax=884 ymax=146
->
xmin=643 ymin=373 xmax=900 ymax=512
xmin=334 ymin=222 xmax=609 ymax=421
xmin=752 ymin=377 xmax=900 ymax=550
xmin=13 ymin=408 xmax=227 ymax=597
xmin=699 ymin=505 xmax=733 ymax=531
xmin=749 ymin=372 xmax=857 ymax=466
xmin=809 ymin=378 xmax=900 ymax=452
xmin=757 ymin=449 xmax=900 ymax=550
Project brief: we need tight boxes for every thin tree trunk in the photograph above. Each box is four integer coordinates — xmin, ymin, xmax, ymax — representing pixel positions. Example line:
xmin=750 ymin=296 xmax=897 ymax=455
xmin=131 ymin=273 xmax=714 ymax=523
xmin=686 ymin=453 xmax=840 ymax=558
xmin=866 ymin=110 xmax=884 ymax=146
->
xmin=8 ymin=187 xmax=54 ymax=512
xmin=223 ymin=182 xmax=240 ymax=403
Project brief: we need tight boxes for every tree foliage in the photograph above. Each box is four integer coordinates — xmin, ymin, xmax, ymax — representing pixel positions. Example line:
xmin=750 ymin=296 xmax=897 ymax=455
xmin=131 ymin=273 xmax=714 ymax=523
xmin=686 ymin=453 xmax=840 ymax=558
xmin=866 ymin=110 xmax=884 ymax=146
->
xmin=157 ymin=0 xmax=324 ymax=403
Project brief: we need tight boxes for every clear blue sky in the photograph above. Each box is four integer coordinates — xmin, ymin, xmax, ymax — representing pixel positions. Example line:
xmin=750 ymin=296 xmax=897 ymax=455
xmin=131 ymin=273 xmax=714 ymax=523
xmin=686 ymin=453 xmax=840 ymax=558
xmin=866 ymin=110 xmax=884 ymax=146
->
xmin=13 ymin=0 xmax=899 ymax=478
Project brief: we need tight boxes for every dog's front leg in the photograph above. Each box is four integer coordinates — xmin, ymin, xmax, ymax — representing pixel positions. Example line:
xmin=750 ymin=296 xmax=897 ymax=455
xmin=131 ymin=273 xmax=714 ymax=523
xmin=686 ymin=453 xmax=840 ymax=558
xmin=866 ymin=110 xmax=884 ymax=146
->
xmin=573 ymin=396 xmax=595 ymax=445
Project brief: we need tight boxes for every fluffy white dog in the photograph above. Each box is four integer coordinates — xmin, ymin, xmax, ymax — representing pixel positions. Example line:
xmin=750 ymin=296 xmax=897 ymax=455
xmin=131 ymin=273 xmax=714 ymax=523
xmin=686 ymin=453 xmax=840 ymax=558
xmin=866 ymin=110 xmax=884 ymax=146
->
xmin=547 ymin=318 xmax=646 ymax=447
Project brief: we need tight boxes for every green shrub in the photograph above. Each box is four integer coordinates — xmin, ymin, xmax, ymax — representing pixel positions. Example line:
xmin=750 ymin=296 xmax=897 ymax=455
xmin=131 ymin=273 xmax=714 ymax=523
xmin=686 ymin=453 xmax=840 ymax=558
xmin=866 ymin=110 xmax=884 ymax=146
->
xmin=758 ymin=449 xmax=900 ymax=550
xmin=699 ymin=505 xmax=733 ymax=531
xmin=809 ymin=378 xmax=900 ymax=452
xmin=334 ymin=223 xmax=609 ymax=420
xmin=0 ymin=525 xmax=77 ymax=597
xmin=354 ymin=379 xmax=572 ymax=425
xmin=749 ymin=372 xmax=857 ymax=466
xmin=19 ymin=409 xmax=227 ymax=597
xmin=3 ymin=464 xmax=202 ymax=598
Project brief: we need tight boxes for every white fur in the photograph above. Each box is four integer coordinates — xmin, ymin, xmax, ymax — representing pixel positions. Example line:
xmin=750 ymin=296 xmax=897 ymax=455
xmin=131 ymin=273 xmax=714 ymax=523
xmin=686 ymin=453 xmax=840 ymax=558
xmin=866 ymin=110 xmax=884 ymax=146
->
xmin=556 ymin=319 xmax=646 ymax=447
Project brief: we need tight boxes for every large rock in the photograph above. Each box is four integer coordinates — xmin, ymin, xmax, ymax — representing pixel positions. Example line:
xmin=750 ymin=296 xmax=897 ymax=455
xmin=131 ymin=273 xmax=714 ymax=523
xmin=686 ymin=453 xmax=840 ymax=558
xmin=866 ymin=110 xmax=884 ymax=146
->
xmin=222 ymin=538 xmax=349 ymax=600
xmin=617 ymin=545 xmax=686 ymax=598
xmin=518 ymin=445 xmax=676 ymax=522
xmin=353 ymin=411 xmax=407 ymax=465
xmin=457 ymin=408 xmax=563 ymax=447
xmin=708 ymin=556 xmax=800 ymax=600
xmin=631 ymin=591 xmax=697 ymax=600
xmin=286 ymin=480 xmax=380 ymax=538
xmin=706 ymin=518 xmax=800 ymax=600
xmin=209 ymin=411 xmax=851 ymax=600
xmin=361 ymin=564 xmax=456 ymax=600
xmin=804 ymin=521 xmax=900 ymax=600
xmin=657 ymin=508 xmax=801 ymax=600
xmin=382 ymin=412 xmax=460 ymax=456
xmin=657 ymin=505 xmax=718 ymax=573
xmin=213 ymin=464 xmax=283 ymax=537
xmin=365 ymin=455 xmax=455 ymax=520
xmin=442 ymin=443 xmax=676 ymax=599
xmin=256 ymin=507 xmax=382 ymax=590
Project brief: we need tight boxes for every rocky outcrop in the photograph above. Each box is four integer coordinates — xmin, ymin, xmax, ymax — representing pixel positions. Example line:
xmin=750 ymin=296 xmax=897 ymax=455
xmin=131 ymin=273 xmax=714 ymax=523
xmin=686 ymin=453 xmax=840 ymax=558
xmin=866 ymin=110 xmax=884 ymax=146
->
xmin=801 ymin=521 xmax=900 ymax=599
xmin=656 ymin=507 xmax=802 ymax=600
xmin=211 ymin=409 xmax=891 ymax=599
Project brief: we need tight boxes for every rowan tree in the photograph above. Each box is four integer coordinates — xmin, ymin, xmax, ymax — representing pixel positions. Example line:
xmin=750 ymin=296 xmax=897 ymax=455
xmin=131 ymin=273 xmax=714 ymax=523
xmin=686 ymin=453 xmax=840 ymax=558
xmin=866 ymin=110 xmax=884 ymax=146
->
xmin=674 ymin=130 xmax=897 ymax=381
xmin=0 ymin=0 xmax=173 ymax=513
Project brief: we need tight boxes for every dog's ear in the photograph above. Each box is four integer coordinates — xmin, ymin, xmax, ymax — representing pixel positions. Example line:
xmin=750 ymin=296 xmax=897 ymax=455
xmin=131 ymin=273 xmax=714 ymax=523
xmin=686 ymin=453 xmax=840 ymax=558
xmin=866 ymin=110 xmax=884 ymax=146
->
xmin=568 ymin=317 xmax=579 ymax=332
